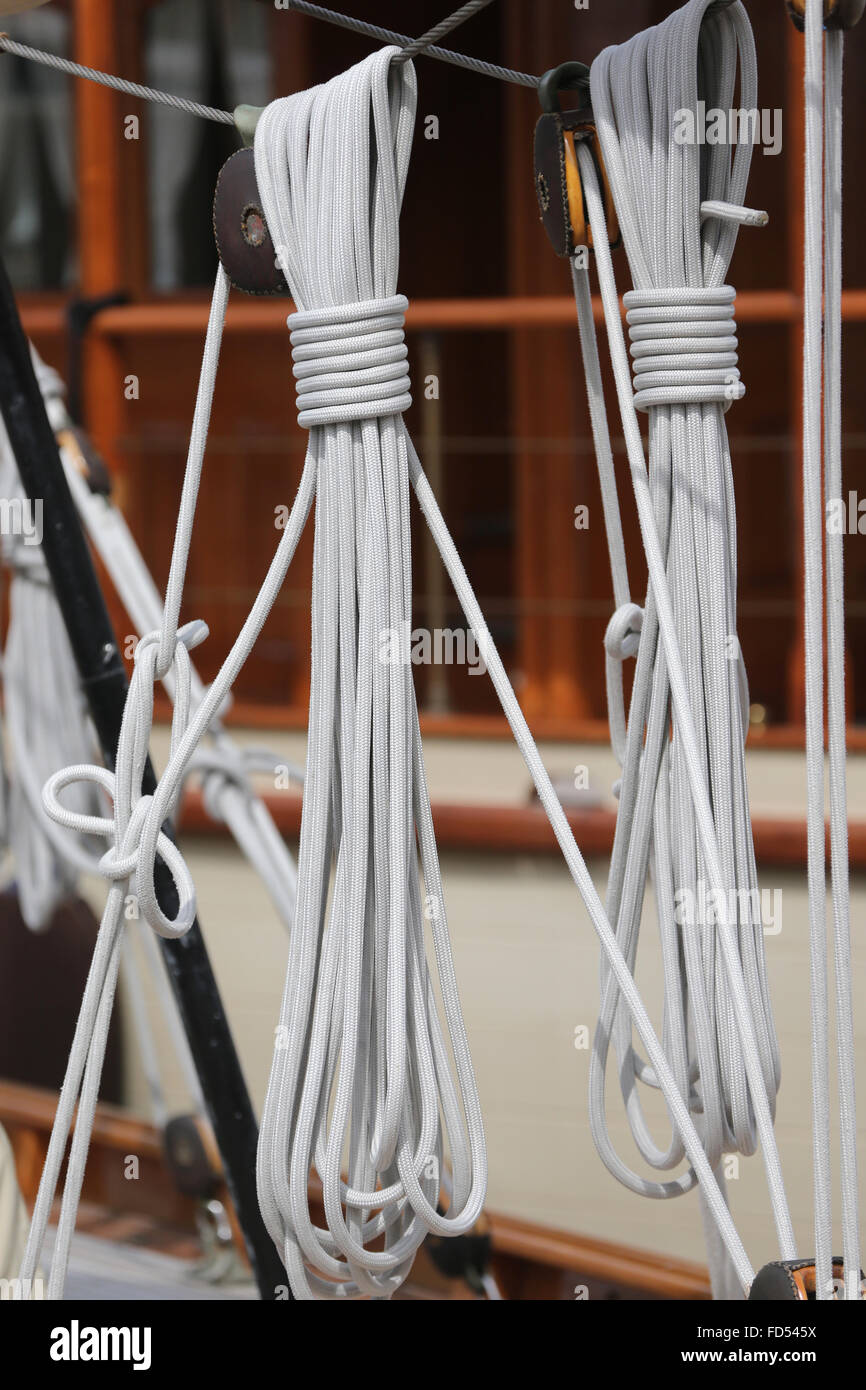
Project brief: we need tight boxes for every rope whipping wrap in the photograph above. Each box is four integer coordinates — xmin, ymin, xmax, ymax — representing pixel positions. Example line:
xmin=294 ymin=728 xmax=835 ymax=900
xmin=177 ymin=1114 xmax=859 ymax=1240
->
xmin=253 ymin=51 xmax=487 ymax=1301
xmin=567 ymin=0 xmax=797 ymax=1292
xmin=802 ymin=0 xmax=859 ymax=1301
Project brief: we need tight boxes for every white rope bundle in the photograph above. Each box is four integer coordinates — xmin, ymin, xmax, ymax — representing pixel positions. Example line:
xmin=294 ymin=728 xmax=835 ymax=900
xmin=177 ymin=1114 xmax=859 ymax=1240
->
xmin=567 ymin=0 xmax=797 ymax=1296
xmin=253 ymin=50 xmax=487 ymax=1300
xmin=23 ymin=24 xmax=835 ymax=1304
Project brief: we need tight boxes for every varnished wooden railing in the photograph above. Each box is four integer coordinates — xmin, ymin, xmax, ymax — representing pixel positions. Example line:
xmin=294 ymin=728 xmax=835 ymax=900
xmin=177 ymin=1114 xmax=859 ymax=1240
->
xmin=0 ymin=1079 xmax=711 ymax=1300
xmin=176 ymin=787 xmax=866 ymax=871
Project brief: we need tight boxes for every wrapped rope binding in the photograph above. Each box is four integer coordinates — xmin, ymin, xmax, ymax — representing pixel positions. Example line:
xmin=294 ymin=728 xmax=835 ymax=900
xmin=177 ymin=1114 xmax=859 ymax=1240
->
xmin=253 ymin=49 xmax=487 ymax=1300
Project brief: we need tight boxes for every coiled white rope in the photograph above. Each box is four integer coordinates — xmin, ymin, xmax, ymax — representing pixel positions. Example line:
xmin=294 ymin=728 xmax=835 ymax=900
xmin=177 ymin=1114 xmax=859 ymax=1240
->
xmin=566 ymin=0 xmax=797 ymax=1295
xmin=249 ymin=43 xmax=784 ymax=1298
xmin=802 ymin=0 xmax=859 ymax=1300
xmin=253 ymin=52 xmax=487 ymax=1301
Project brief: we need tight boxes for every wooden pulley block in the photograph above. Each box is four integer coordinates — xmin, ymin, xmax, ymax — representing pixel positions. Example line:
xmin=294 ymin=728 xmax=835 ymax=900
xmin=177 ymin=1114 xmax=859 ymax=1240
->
xmin=57 ymin=425 xmax=112 ymax=497
xmin=213 ymin=146 xmax=288 ymax=296
xmin=749 ymin=1258 xmax=865 ymax=1300
xmin=162 ymin=1113 xmax=222 ymax=1200
xmin=534 ymin=62 xmax=620 ymax=259
xmin=787 ymin=0 xmax=866 ymax=29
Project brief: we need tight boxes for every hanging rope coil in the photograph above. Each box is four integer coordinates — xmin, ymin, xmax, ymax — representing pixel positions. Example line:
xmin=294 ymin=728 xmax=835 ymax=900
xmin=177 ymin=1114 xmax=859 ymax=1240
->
xmin=253 ymin=48 xmax=487 ymax=1301
xmin=562 ymin=0 xmax=797 ymax=1296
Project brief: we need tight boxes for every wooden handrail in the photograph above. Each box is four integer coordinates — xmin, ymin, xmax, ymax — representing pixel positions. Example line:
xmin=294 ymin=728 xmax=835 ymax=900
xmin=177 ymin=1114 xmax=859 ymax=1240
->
xmin=176 ymin=786 xmax=866 ymax=870
xmin=155 ymin=695 xmax=866 ymax=755
xmin=21 ymin=288 xmax=866 ymax=338
xmin=0 ymin=1080 xmax=710 ymax=1300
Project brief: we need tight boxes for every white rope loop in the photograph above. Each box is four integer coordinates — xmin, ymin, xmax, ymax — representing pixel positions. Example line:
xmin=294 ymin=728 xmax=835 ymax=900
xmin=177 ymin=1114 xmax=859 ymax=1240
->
xmin=604 ymin=603 xmax=644 ymax=766
xmin=40 ymin=620 xmax=207 ymax=941
xmin=604 ymin=602 xmax=643 ymax=662
xmin=289 ymin=295 xmax=411 ymax=427
xmin=624 ymin=286 xmax=743 ymax=411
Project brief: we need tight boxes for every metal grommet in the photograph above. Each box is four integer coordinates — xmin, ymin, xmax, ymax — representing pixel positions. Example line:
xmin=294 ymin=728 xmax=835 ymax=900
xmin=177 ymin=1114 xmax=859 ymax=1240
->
xmin=241 ymin=203 xmax=267 ymax=248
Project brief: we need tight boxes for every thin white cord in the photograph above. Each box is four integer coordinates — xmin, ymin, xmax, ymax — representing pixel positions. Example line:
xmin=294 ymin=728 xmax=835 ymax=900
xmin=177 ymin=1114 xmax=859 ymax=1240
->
xmin=804 ymin=0 xmax=859 ymax=1300
xmin=62 ymin=457 xmax=303 ymax=928
xmin=803 ymin=0 xmax=832 ymax=1300
xmin=21 ymin=264 xmax=318 ymax=1297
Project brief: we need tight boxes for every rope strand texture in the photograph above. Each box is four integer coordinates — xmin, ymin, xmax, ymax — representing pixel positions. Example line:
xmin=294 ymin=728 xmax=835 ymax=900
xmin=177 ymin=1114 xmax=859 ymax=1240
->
xmin=253 ymin=49 xmax=487 ymax=1301
xmin=576 ymin=0 xmax=795 ymax=1287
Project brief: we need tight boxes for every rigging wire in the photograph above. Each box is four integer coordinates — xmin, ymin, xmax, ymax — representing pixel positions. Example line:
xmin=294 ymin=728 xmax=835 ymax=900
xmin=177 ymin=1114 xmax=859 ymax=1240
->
xmin=0 ymin=1 xmax=537 ymax=119
xmin=392 ymin=0 xmax=496 ymax=66
xmin=281 ymin=1 xmax=537 ymax=85
xmin=0 ymin=34 xmax=237 ymax=124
